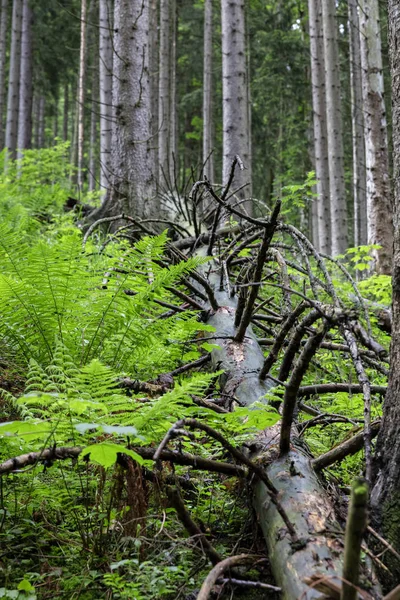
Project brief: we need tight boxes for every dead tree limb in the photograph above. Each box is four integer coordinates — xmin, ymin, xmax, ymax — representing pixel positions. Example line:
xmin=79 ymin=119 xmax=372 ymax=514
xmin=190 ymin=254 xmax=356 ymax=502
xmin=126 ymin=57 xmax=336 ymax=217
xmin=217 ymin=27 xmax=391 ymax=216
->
xmin=197 ymin=554 xmax=260 ymax=600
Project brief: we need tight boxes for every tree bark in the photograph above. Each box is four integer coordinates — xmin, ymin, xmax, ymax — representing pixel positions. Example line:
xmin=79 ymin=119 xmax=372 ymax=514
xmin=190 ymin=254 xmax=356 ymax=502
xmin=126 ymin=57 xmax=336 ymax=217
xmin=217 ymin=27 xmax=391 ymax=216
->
xmin=308 ymin=0 xmax=331 ymax=254
xmin=5 ymin=0 xmax=22 ymax=159
xmin=348 ymin=0 xmax=367 ymax=247
xmin=169 ymin=0 xmax=177 ymax=184
xmin=221 ymin=0 xmax=252 ymax=214
xmin=37 ymin=95 xmax=45 ymax=148
xmin=17 ymin=0 xmax=33 ymax=155
xmin=359 ymin=0 xmax=393 ymax=274
xmin=321 ymin=0 xmax=348 ymax=255
xmin=0 ymin=0 xmax=8 ymax=149
xmin=77 ymin=0 xmax=88 ymax=190
xmin=89 ymin=64 xmax=98 ymax=192
xmin=63 ymin=82 xmax=69 ymax=142
xmin=149 ymin=0 xmax=158 ymax=182
xmin=203 ymin=0 xmax=214 ymax=183
xmin=158 ymin=0 xmax=171 ymax=186
xmin=372 ymin=0 xmax=400 ymax=583
xmin=99 ymin=0 xmax=113 ymax=197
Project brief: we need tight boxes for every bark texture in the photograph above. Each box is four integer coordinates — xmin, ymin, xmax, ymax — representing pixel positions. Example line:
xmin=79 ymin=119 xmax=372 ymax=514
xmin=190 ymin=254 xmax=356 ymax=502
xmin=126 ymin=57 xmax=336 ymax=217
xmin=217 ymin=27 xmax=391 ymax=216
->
xmin=359 ymin=0 xmax=393 ymax=274
xmin=321 ymin=0 xmax=348 ymax=255
xmin=169 ymin=0 xmax=177 ymax=183
xmin=348 ymin=0 xmax=367 ymax=247
xmin=104 ymin=0 xmax=156 ymax=218
xmin=17 ymin=0 xmax=33 ymax=154
xmin=308 ymin=0 xmax=331 ymax=254
xmin=158 ymin=0 xmax=171 ymax=185
xmin=37 ymin=95 xmax=45 ymax=148
xmin=372 ymin=0 xmax=400 ymax=581
xmin=221 ymin=0 xmax=252 ymax=214
xmin=99 ymin=0 xmax=113 ymax=195
xmin=203 ymin=0 xmax=214 ymax=182
xmin=0 ymin=0 xmax=8 ymax=149
xmin=5 ymin=0 xmax=23 ymax=158
xmin=149 ymin=0 xmax=159 ymax=181
xmin=77 ymin=0 xmax=88 ymax=190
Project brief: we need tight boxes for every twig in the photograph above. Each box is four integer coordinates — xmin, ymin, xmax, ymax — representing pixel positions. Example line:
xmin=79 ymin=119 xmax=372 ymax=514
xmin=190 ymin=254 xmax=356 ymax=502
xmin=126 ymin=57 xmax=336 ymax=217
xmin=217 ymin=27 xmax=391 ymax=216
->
xmin=341 ymin=478 xmax=369 ymax=600
xmin=168 ymin=354 xmax=211 ymax=376
xmin=166 ymin=486 xmax=222 ymax=565
xmin=218 ymin=577 xmax=281 ymax=592
xmin=278 ymin=309 xmax=322 ymax=382
xmin=280 ymin=322 xmax=328 ymax=455
xmin=297 ymin=383 xmax=387 ymax=398
xmin=197 ymin=554 xmax=259 ymax=600
xmin=367 ymin=525 xmax=400 ymax=564
xmin=312 ymin=421 xmax=381 ymax=471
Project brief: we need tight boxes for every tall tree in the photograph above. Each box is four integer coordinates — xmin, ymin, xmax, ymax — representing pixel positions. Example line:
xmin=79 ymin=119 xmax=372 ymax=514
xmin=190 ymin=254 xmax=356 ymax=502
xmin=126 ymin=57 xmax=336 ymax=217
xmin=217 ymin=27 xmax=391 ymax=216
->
xmin=372 ymin=0 xmax=400 ymax=578
xmin=5 ymin=0 xmax=23 ymax=159
xmin=321 ymin=0 xmax=347 ymax=255
xmin=37 ymin=94 xmax=45 ymax=148
xmin=221 ymin=0 xmax=252 ymax=214
xmin=359 ymin=0 xmax=393 ymax=274
xmin=99 ymin=0 xmax=113 ymax=196
xmin=308 ymin=0 xmax=331 ymax=254
xmin=77 ymin=0 xmax=88 ymax=190
xmin=348 ymin=0 xmax=367 ymax=248
xmin=158 ymin=0 xmax=171 ymax=186
xmin=17 ymin=0 xmax=33 ymax=154
xmin=92 ymin=0 xmax=156 ymax=219
xmin=203 ymin=0 xmax=214 ymax=182
xmin=149 ymin=0 xmax=158 ymax=180
xmin=169 ymin=0 xmax=177 ymax=183
xmin=0 ymin=0 xmax=8 ymax=149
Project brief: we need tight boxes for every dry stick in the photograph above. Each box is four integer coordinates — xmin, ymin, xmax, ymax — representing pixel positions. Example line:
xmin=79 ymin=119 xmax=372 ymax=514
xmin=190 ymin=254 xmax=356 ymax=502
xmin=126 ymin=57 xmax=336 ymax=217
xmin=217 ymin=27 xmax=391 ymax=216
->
xmin=83 ymin=213 xmax=155 ymax=246
xmin=352 ymin=320 xmax=388 ymax=358
xmin=235 ymin=200 xmax=281 ymax=343
xmin=367 ymin=525 xmax=400 ymax=564
xmin=291 ymin=233 xmax=320 ymax=300
xmin=218 ymin=578 xmax=281 ymax=592
xmin=341 ymin=324 xmax=374 ymax=483
xmin=280 ymin=322 xmax=328 ymax=455
xmin=0 ymin=446 xmax=247 ymax=478
xmin=297 ymin=383 xmax=387 ymax=399
xmin=165 ymin=486 xmax=222 ymax=566
xmin=259 ymin=302 xmax=307 ymax=380
xmin=278 ymin=309 xmax=322 ymax=383
xmin=168 ymin=354 xmax=211 ymax=376
xmin=153 ymin=418 xmax=298 ymax=542
xmin=268 ymin=247 xmax=291 ymax=312
xmin=312 ymin=421 xmax=381 ymax=471
xmin=341 ymin=478 xmax=369 ymax=600
xmin=225 ymin=231 xmax=261 ymax=267
xmin=197 ymin=555 xmax=260 ymax=600
xmin=383 ymin=584 xmax=400 ymax=600
xmin=165 ymin=286 xmax=204 ymax=311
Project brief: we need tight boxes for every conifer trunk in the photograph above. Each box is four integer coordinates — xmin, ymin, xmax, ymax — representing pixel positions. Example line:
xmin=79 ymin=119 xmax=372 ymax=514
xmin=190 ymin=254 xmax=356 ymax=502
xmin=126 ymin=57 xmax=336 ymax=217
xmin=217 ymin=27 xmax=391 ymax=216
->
xmin=221 ymin=0 xmax=252 ymax=214
xmin=37 ymin=95 xmax=45 ymax=148
xmin=5 ymin=0 xmax=23 ymax=159
xmin=77 ymin=0 xmax=88 ymax=190
xmin=149 ymin=0 xmax=159 ymax=183
xmin=308 ymin=0 xmax=331 ymax=254
xmin=0 ymin=0 xmax=9 ymax=149
xmin=99 ymin=0 xmax=113 ymax=196
xmin=17 ymin=0 xmax=33 ymax=155
xmin=158 ymin=0 xmax=171 ymax=186
xmin=63 ymin=83 xmax=69 ymax=142
xmin=169 ymin=0 xmax=177 ymax=184
xmin=348 ymin=0 xmax=367 ymax=247
xmin=321 ymin=0 xmax=348 ymax=255
xmin=359 ymin=0 xmax=393 ymax=274
xmin=203 ymin=0 xmax=214 ymax=183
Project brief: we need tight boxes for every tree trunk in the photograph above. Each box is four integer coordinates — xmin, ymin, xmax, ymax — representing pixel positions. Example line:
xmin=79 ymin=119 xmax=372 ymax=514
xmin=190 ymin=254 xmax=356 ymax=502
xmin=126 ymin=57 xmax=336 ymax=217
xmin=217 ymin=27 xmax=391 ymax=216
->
xmin=203 ymin=0 xmax=214 ymax=183
xmin=169 ymin=0 xmax=177 ymax=185
xmin=5 ymin=0 xmax=22 ymax=159
xmin=38 ymin=95 xmax=45 ymax=148
xmin=63 ymin=83 xmax=69 ymax=142
xmin=321 ymin=0 xmax=348 ymax=256
xmin=158 ymin=0 xmax=170 ymax=187
xmin=371 ymin=0 xmax=400 ymax=582
xmin=149 ymin=0 xmax=159 ymax=184
xmin=348 ymin=0 xmax=367 ymax=248
xmin=53 ymin=90 xmax=59 ymax=141
xmin=89 ymin=66 xmax=98 ymax=193
xmin=0 ymin=0 xmax=9 ymax=149
xmin=17 ymin=0 xmax=33 ymax=155
xmin=359 ymin=0 xmax=393 ymax=275
xmin=308 ymin=0 xmax=331 ymax=255
xmin=99 ymin=0 xmax=113 ymax=197
xmin=221 ymin=0 xmax=252 ymax=214
xmin=77 ymin=0 xmax=88 ymax=190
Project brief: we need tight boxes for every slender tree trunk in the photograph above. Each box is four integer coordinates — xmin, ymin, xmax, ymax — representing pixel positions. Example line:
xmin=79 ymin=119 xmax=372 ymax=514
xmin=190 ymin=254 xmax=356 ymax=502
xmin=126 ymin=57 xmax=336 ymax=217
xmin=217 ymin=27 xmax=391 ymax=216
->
xmin=99 ymin=0 xmax=113 ymax=196
xmin=38 ymin=95 xmax=45 ymax=148
xmin=5 ymin=0 xmax=23 ymax=159
xmin=91 ymin=0 xmax=156 ymax=220
xmin=221 ymin=0 xmax=252 ymax=215
xmin=169 ymin=0 xmax=177 ymax=185
xmin=0 ymin=0 xmax=9 ymax=149
xmin=17 ymin=0 xmax=33 ymax=155
xmin=359 ymin=0 xmax=393 ymax=274
xmin=321 ymin=0 xmax=348 ymax=255
xmin=245 ymin=5 xmax=252 ymax=201
xmin=77 ymin=0 xmax=88 ymax=190
xmin=158 ymin=0 xmax=171 ymax=186
xmin=372 ymin=3 xmax=400 ymax=582
xmin=53 ymin=90 xmax=59 ymax=141
xmin=308 ymin=0 xmax=331 ymax=254
xmin=89 ymin=65 xmax=98 ymax=192
xmin=203 ymin=0 xmax=214 ymax=183
xmin=348 ymin=0 xmax=367 ymax=247
xmin=63 ymin=83 xmax=69 ymax=142
xmin=149 ymin=0 xmax=159 ymax=184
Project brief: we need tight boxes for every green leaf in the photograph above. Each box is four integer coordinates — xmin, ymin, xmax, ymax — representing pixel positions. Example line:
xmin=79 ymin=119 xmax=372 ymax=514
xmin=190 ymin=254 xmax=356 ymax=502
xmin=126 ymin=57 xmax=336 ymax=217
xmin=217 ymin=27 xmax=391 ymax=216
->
xmin=80 ymin=442 xmax=144 ymax=468
xmin=201 ymin=342 xmax=221 ymax=352
xmin=17 ymin=581 xmax=35 ymax=593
